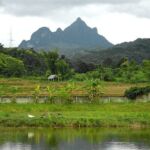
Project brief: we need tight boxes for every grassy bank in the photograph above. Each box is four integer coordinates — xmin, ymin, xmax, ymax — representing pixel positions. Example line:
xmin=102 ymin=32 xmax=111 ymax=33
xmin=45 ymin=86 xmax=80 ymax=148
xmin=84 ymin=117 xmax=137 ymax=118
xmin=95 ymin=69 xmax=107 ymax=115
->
xmin=0 ymin=103 xmax=150 ymax=127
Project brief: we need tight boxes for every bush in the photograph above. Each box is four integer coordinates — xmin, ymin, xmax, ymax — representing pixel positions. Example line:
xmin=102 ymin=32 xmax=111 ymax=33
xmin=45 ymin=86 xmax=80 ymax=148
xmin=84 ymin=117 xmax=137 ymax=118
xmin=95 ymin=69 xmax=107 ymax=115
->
xmin=124 ymin=86 xmax=150 ymax=100
xmin=73 ymin=73 xmax=87 ymax=81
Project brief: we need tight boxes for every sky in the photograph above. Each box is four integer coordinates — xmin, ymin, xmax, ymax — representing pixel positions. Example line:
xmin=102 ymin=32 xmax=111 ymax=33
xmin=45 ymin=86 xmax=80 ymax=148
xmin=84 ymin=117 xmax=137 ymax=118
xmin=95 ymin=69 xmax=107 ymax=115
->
xmin=0 ymin=0 xmax=150 ymax=47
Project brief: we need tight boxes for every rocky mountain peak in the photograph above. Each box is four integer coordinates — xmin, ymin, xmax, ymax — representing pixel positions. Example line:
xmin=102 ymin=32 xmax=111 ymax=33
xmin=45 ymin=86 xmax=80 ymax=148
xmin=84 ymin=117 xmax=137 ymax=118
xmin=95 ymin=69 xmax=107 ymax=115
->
xmin=19 ymin=17 xmax=113 ymax=51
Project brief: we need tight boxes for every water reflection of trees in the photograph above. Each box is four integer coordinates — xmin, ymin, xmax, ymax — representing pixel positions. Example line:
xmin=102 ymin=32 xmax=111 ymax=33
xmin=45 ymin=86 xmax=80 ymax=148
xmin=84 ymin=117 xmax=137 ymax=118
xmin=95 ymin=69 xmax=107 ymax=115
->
xmin=0 ymin=128 xmax=150 ymax=149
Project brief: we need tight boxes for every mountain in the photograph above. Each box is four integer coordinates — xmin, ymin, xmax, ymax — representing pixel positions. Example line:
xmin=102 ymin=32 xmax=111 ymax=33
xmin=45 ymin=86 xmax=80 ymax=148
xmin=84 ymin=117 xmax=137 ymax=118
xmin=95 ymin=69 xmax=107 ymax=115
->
xmin=19 ymin=17 xmax=113 ymax=53
xmin=72 ymin=38 xmax=150 ymax=68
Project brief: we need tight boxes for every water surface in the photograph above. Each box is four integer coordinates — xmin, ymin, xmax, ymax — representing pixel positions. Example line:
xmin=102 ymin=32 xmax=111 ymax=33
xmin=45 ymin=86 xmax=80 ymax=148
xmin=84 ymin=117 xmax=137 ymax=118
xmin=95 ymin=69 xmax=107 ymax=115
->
xmin=0 ymin=128 xmax=150 ymax=150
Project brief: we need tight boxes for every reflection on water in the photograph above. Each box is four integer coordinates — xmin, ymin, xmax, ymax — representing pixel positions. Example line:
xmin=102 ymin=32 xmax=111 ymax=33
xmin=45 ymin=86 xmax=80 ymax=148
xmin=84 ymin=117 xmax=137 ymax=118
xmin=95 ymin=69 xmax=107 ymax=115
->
xmin=0 ymin=128 xmax=150 ymax=150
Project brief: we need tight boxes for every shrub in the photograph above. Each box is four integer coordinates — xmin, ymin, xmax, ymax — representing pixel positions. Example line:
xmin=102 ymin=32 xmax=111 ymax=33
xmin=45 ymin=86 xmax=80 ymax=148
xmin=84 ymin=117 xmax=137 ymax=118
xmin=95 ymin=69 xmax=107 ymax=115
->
xmin=124 ymin=86 xmax=150 ymax=100
xmin=73 ymin=73 xmax=87 ymax=81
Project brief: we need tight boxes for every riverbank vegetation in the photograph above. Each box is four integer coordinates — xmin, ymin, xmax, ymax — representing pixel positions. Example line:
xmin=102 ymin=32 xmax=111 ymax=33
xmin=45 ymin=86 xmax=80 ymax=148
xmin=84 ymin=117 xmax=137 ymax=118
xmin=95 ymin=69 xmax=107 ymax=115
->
xmin=0 ymin=103 xmax=150 ymax=127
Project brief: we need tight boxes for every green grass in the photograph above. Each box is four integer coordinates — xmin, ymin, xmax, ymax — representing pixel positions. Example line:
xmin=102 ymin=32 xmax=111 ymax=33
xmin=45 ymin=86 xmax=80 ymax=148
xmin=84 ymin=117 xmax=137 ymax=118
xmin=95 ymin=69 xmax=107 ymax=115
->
xmin=0 ymin=103 xmax=150 ymax=127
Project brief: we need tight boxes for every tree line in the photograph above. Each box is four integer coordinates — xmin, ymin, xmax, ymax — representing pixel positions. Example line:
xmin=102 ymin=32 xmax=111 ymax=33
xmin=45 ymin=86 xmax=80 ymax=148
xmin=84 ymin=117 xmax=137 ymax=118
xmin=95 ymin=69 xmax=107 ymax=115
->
xmin=0 ymin=44 xmax=73 ymax=79
xmin=0 ymin=43 xmax=149 ymax=83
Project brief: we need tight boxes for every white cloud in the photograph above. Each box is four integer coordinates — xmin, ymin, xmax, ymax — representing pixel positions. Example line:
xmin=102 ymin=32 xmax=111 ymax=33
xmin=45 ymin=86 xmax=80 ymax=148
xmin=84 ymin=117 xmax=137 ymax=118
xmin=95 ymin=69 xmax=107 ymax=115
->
xmin=0 ymin=0 xmax=150 ymax=47
xmin=0 ymin=0 xmax=142 ymax=17
xmin=110 ymin=1 xmax=150 ymax=18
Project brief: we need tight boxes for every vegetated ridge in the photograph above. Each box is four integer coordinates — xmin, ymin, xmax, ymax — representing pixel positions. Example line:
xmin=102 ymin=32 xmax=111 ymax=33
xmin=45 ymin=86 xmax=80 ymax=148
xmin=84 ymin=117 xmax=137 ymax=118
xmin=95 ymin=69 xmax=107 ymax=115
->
xmin=72 ymin=38 xmax=150 ymax=67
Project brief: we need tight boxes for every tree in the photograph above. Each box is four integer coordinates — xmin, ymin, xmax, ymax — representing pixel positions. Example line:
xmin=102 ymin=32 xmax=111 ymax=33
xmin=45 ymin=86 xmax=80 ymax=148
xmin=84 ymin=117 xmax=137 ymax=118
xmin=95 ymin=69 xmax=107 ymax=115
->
xmin=42 ymin=51 xmax=59 ymax=74
xmin=117 ymin=57 xmax=129 ymax=67
xmin=97 ymin=65 xmax=105 ymax=80
xmin=0 ymin=43 xmax=4 ymax=50
xmin=75 ymin=59 xmax=96 ymax=73
xmin=102 ymin=58 xmax=114 ymax=67
xmin=103 ymin=68 xmax=114 ymax=81
xmin=142 ymin=60 xmax=150 ymax=81
xmin=0 ymin=53 xmax=25 ymax=77
xmin=1 ymin=48 xmax=47 ymax=76
xmin=56 ymin=59 xmax=74 ymax=80
xmin=20 ymin=49 xmax=47 ymax=75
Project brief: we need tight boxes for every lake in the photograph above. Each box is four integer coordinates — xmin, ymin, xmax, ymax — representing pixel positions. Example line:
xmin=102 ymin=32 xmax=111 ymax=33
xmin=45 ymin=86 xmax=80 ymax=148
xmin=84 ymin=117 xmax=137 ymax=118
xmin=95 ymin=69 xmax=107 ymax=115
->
xmin=0 ymin=128 xmax=150 ymax=150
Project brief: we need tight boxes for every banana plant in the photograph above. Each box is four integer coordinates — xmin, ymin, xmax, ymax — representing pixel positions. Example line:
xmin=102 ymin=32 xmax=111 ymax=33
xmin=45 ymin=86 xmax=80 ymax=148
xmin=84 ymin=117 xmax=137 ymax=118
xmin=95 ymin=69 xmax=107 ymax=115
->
xmin=33 ymin=85 xmax=41 ymax=103
xmin=85 ymin=79 xmax=104 ymax=102
xmin=46 ymin=85 xmax=56 ymax=103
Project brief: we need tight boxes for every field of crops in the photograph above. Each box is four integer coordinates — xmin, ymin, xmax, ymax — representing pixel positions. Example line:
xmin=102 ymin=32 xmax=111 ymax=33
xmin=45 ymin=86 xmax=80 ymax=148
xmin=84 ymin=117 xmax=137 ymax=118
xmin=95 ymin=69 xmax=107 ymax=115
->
xmin=0 ymin=78 xmax=148 ymax=97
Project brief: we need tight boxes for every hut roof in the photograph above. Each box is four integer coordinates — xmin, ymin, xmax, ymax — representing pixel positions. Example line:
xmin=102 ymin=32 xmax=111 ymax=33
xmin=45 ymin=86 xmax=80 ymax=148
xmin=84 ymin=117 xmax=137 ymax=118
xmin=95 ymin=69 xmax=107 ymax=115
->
xmin=48 ymin=75 xmax=57 ymax=80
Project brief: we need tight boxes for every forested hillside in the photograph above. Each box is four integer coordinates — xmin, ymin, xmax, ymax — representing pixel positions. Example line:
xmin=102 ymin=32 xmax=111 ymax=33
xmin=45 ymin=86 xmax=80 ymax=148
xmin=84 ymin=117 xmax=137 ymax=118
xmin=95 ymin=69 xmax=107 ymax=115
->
xmin=72 ymin=38 xmax=150 ymax=69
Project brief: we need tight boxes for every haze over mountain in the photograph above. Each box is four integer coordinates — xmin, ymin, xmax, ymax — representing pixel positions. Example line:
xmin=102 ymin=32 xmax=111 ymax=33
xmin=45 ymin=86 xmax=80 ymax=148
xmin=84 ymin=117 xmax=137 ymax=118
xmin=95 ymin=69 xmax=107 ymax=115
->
xmin=19 ymin=17 xmax=113 ymax=52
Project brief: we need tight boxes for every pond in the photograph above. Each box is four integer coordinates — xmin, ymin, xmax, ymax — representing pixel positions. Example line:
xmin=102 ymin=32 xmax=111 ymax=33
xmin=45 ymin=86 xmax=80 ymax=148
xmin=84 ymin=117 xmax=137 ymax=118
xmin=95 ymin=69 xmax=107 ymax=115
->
xmin=0 ymin=128 xmax=150 ymax=150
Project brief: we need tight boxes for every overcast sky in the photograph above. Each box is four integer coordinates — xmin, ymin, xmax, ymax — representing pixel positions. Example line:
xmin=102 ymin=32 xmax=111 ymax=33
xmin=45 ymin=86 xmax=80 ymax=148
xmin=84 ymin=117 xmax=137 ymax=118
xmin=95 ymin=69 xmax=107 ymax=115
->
xmin=0 ymin=0 xmax=150 ymax=47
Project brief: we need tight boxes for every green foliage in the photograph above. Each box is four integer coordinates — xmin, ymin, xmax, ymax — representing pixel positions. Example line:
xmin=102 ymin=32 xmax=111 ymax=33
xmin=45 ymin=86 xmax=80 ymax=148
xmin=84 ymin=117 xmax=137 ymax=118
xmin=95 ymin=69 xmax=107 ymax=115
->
xmin=103 ymin=68 xmax=114 ymax=81
xmin=47 ymin=83 xmax=74 ymax=104
xmin=45 ymin=70 xmax=51 ymax=77
xmin=0 ymin=48 xmax=73 ymax=78
xmin=114 ymin=59 xmax=150 ymax=83
xmin=125 ymin=86 xmax=150 ymax=100
xmin=81 ymin=59 xmax=149 ymax=83
xmin=142 ymin=60 xmax=150 ymax=81
xmin=33 ymin=85 xmax=41 ymax=103
xmin=10 ymin=86 xmax=19 ymax=103
xmin=74 ymin=60 xmax=96 ymax=73
xmin=86 ymin=70 xmax=100 ymax=79
xmin=85 ymin=80 xmax=104 ymax=101
xmin=46 ymin=85 xmax=56 ymax=103
xmin=73 ymin=59 xmax=149 ymax=83
xmin=56 ymin=59 xmax=73 ymax=80
xmin=0 ymin=43 xmax=4 ymax=50
xmin=0 ymin=45 xmax=149 ymax=84
xmin=73 ymin=73 xmax=87 ymax=81
xmin=73 ymin=67 xmax=114 ymax=81
xmin=41 ymin=50 xmax=73 ymax=79
xmin=0 ymin=48 xmax=47 ymax=76
xmin=0 ymin=53 xmax=25 ymax=77
xmin=73 ymin=38 xmax=150 ymax=68
xmin=56 ymin=83 xmax=76 ymax=104
xmin=42 ymin=51 xmax=59 ymax=74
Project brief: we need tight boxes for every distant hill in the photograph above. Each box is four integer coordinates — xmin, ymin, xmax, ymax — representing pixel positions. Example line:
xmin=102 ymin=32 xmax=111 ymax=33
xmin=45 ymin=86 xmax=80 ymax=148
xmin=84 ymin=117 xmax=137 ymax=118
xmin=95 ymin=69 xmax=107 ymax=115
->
xmin=72 ymin=38 xmax=150 ymax=69
xmin=19 ymin=17 xmax=113 ymax=52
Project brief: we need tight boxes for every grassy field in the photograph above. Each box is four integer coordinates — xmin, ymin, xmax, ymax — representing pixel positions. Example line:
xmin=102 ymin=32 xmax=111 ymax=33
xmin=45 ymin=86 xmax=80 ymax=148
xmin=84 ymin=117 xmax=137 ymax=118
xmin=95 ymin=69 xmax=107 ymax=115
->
xmin=0 ymin=103 xmax=150 ymax=127
xmin=0 ymin=78 xmax=148 ymax=97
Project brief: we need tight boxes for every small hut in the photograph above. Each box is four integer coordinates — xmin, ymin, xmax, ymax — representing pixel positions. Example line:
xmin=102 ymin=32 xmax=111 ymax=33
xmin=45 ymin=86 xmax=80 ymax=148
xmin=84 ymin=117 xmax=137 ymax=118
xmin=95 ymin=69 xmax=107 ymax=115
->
xmin=48 ymin=75 xmax=58 ymax=81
